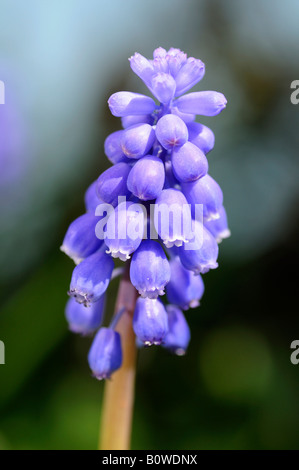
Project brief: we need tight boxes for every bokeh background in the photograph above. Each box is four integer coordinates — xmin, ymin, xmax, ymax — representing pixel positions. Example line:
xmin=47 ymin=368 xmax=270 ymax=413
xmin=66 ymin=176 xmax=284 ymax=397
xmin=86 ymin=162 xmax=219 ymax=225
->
xmin=0 ymin=0 xmax=299 ymax=450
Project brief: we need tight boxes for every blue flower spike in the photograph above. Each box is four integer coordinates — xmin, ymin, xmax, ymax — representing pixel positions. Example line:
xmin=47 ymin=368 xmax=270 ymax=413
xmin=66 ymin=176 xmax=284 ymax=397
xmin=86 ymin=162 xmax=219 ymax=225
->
xmin=62 ymin=47 xmax=229 ymax=380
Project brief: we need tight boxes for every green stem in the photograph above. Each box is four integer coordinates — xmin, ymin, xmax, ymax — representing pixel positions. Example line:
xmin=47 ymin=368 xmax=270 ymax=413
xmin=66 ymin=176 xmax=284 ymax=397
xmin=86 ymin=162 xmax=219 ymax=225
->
xmin=99 ymin=266 xmax=137 ymax=450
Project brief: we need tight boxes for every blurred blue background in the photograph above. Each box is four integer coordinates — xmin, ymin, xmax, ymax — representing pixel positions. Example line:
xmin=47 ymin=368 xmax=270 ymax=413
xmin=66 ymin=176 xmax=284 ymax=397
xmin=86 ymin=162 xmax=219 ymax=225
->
xmin=0 ymin=0 xmax=298 ymax=449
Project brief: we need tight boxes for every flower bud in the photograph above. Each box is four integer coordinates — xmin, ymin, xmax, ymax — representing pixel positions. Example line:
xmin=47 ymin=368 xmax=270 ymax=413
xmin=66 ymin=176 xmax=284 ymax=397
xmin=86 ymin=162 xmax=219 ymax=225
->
xmin=121 ymin=114 xmax=153 ymax=129
xmin=97 ymin=162 xmax=131 ymax=207
xmin=154 ymin=188 xmax=192 ymax=248
xmin=130 ymin=240 xmax=170 ymax=298
xmin=61 ymin=213 xmax=103 ymax=264
xmin=133 ymin=297 xmax=168 ymax=346
xmin=172 ymin=141 xmax=208 ymax=183
xmin=163 ymin=305 xmax=191 ymax=355
xmin=129 ymin=52 xmax=155 ymax=88
xmin=104 ymin=130 xmax=130 ymax=164
xmin=176 ymin=91 xmax=227 ymax=116
xmin=127 ymin=155 xmax=165 ymax=200
xmin=65 ymin=295 xmax=105 ymax=335
xmin=155 ymin=114 xmax=188 ymax=150
xmin=152 ymin=56 xmax=169 ymax=74
xmin=178 ymin=221 xmax=219 ymax=274
xmin=151 ymin=73 xmax=176 ymax=104
xmin=153 ymin=47 xmax=167 ymax=59
xmin=88 ymin=327 xmax=122 ymax=380
xmin=187 ymin=122 xmax=215 ymax=154
xmin=167 ymin=55 xmax=182 ymax=78
xmin=69 ymin=250 xmax=114 ymax=306
xmin=84 ymin=180 xmax=102 ymax=214
xmin=104 ymin=201 xmax=145 ymax=261
xmin=171 ymin=106 xmax=196 ymax=123
xmin=121 ymin=123 xmax=155 ymax=159
xmin=175 ymin=57 xmax=205 ymax=96
xmin=167 ymin=48 xmax=187 ymax=66
xmin=204 ymin=206 xmax=231 ymax=243
xmin=166 ymin=257 xmax=204 ymax=310
xmin=108 ymin=91 xmax=156 ymax=117
xmin=181 ymin=174 xmax=223 ymax=221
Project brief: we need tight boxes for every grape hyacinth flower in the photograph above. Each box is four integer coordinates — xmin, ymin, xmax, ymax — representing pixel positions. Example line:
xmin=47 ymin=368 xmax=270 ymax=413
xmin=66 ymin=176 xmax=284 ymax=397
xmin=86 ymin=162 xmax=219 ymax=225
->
xmin=178 ymin=220 xmax=219 ymax=274
xmin=181 ymin=174 xmax=223 ymax=221
xmin=130 ymin=239 xmax=170 ymax=298
xmin=60 ymin=213 xmax=104 ymax=264
xmin=68 ymin=249 xmax=114 ymax=306
xmin=127 ymin=155 xmax=165 ymax=200
xmin=104 ymin=201 xmax=145 ymax=261
xmin=166 ymin=257 xmax=205 ymax=310
xmin=133 ymin=297 xmax=168 ymax=346
xmin=65 ymin=295 xmax=106 ymax=335
xmin=163 ymin=305 xmax=191 ymax=356
xmin=154 ymin=188 xmax=193 ymax=248
xmin=204 ymin=206 xmax=231 ymax=243
xmin=88 ymin=327 xmax=122 ymax=380
xmin=61 ymin=47 xmax=229 ymax=450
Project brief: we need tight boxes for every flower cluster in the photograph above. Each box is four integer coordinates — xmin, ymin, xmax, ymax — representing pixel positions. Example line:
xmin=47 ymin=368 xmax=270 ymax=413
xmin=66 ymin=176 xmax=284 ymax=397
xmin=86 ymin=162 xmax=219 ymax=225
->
xmin=61 ymin=47 xmax=230 ymax=380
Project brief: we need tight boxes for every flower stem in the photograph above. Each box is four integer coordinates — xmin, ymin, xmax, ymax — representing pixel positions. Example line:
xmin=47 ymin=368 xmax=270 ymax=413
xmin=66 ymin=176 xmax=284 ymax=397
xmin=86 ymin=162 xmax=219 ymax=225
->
xmin=99 ymin=265 xmax=138 ymax=450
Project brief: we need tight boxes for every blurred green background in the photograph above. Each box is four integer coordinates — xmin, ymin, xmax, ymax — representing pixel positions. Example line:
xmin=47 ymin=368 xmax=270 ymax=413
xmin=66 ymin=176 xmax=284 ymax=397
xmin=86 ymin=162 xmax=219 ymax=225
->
xmin=0 ymin=0 xmax=299 ymax=450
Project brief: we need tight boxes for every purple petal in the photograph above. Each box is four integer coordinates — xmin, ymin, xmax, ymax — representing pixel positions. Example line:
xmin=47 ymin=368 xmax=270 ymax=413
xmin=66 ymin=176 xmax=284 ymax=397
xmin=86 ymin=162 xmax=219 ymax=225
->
xmin=150 ymin=73 xmax=176 ymax=104
xmin=129 ymin=52 xmax=155 ymax=88
xmin=175 ymin=91 xmax=227 ymax=116
xmin=88 ymin=328 xmax=122 ymax=380
xmin=133 ymin=297 xmax=168 ymax=346
xmin=175 ymin=58 xmax=205 ymax=96
xmin=97 ymin=162 xmax=131 ymax=207
xmin=187 ymin=122 xmax=215 ymax=154
xmin=108 ymin=92 xmax=156 ymax=117
xmin=104 ymin=130 xmax=130 ymax=164
xmin=121 ymin=114 xmax=154 ymax=129
xmin=163 ymin=305 xmax=191 ymax=355
xmin=181 ymin=174 xmax=223 ymax=221
xmin=172 ymin=142 xmax=208 ymax=183
xmin=130 ymin=240 xmax=170 ymax=298
xmin=155 ymin=114 xmax=188 ymax=150
xmin=121 ymin=123 xmax=155 ymax=159
xmin=127 ymin=155 xmax=165 ymax=200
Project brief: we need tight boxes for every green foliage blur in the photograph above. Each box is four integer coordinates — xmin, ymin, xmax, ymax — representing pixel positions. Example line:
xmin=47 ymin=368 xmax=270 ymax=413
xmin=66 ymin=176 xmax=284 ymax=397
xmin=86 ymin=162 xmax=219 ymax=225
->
xmin=0 ymin=0 xmax=299 ymax=450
